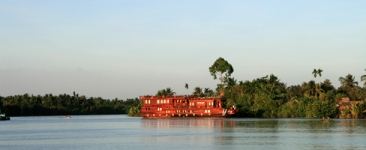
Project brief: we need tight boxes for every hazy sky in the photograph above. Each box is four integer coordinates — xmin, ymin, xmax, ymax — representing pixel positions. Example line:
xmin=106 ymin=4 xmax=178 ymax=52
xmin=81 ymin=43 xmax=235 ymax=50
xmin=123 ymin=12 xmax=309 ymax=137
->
xmin=1 ymin=1 xmax=366 ymax=99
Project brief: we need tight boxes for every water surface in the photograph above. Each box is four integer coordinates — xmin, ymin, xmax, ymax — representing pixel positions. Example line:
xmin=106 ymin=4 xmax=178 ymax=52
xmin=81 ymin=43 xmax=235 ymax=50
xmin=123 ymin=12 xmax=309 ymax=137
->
xmin=1 ymin=115 xmax=365 ymax=150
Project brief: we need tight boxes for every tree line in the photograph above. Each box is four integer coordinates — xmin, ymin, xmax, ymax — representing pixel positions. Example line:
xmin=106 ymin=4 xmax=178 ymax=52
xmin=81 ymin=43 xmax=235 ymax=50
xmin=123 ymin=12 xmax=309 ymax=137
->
xmin=0 ymin=91 xmax=140 ymax=116
xmin=131 ymin=57 xmax=366 ymax=118
xmin=2 ymin=58 xmax=366 ymax=118
xmin=207 ymin=58 xmax=366 ymax=118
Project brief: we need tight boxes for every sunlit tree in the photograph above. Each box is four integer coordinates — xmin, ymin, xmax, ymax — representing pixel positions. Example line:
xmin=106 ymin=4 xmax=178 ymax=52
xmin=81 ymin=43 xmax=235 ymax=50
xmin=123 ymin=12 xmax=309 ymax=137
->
xmin=209 ymin=57 xmax=234 ymax=91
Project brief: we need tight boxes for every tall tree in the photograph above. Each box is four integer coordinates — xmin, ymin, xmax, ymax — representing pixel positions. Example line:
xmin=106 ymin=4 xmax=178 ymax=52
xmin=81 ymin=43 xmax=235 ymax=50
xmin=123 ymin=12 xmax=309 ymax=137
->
xmin=312 ymin=68 xmax=323 ymax=79
xmin=339 ymin=74 xmax=359 ymax=100
xmin=209 ymin=57 xmax=234 ymax=92
xmin=311 ymin=68 xmax=323 ymax=99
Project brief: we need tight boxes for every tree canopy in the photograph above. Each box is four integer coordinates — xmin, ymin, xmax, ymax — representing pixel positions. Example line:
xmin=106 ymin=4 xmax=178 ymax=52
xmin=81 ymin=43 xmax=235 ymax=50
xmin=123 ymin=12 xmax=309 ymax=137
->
xmin=209 ymin=57 xmax=234 ymax=92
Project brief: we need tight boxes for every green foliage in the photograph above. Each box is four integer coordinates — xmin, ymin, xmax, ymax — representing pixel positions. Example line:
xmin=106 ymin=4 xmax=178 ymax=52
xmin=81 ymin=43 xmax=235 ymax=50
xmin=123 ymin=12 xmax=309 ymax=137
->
xmin=339 ymin=106 xmax=351 ymax=118
xmin=156 ymin=87 xmax=176 ymax=96
xmin=0 ymin=93 xmax=139 ymax=116
xmin=312 ymin=68 xmax=323 ymax=78
xmin=128 ymin=101 xmax=142 ymax=117
xmin=338 ymin=74 xmax=360 ymax=100
xmin=361 ymin=69 xmax=366 ymax=87
xmin=350 ymin=102 xmax=366 ymax=118
xmin=209 ymin=57 xmax=234 ymax=88
xmin=278 ymin=101 xmax=297 ymax=118
xmin=339 ymin=102 xmax=366 ymax=119
xmin=335 ymin=93 xmax=347 ymax=100
xmin=204 ymin=88 xmax=215 ymax=97
xmin=192 ymin=86 xmax=204 ymax=96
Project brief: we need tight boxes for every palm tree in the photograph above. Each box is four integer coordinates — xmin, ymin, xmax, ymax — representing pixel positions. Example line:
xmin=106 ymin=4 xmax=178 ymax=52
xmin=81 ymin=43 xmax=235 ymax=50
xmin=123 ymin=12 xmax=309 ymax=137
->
xmin=192 ymin=86 xmax=203 ymax=97
xmin=318 ymin=69 xmax=323 ymax=77
xmin=204 ymin=88 xmax=215 ymax=97
xmin=312 ymin=68 xmax=323 ymax=81
xmin=185 ymin=83 xmax=189 ymax=94
xmin=165 ymin=87 xmax=175 ymax=96
xmin=312 ymin=69 xmax=318 ymax=78
xmin=312 ymin=68 xmax=323 ymax=99
xmin=303 ymin=80 xmax=317 ymax=98
xmin=156 ymin=87 xmax=175 ymax=96
xmin=361 ymin=69 xmax=366 ymax=87
xmin=339 ymin=74 xmax=358 ymax=88
xmin=339 ymin=74 xmax=359 ymax=100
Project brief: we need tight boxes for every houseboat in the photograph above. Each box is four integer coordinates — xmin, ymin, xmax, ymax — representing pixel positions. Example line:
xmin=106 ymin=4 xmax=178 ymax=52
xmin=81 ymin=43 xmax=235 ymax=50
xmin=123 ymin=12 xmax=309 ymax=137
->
xmin=140 ymin=95 xmax=238 ymax=118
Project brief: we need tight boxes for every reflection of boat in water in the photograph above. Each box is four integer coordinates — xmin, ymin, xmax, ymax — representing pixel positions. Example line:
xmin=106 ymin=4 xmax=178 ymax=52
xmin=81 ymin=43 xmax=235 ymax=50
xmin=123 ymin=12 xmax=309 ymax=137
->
xmin=65 ymin=115 xmax=71 ymax=118
xmin=140 ymin=95 xmax=238 ymax=118
xmin=0 ymin=111 xmax=10 ymax=121
xmin=141 ymin=118 xmax=236 ymax=128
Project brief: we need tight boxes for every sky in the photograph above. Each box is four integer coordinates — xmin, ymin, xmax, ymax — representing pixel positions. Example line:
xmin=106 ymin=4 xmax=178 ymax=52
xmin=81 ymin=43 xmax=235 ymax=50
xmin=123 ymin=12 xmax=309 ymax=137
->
xmin=1 ymin=1 xmax=366 ymax=100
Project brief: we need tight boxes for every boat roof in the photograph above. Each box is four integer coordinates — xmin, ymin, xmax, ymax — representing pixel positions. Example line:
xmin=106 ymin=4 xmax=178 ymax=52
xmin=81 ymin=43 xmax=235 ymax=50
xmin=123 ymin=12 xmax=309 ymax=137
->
xmin=140 ymin=95 xmax=221 ymax=100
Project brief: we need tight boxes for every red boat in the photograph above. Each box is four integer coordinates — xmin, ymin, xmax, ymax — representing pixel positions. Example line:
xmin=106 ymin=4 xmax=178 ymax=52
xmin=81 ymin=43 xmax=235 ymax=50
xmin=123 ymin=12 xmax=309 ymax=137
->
xmin=140 ymin=95 xmax=238 ymax=118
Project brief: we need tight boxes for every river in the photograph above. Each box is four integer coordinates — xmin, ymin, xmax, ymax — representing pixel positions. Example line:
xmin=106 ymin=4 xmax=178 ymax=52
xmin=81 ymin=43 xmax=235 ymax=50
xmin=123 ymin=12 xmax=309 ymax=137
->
xmin=1 ymin=115 xmax=365 ymax=150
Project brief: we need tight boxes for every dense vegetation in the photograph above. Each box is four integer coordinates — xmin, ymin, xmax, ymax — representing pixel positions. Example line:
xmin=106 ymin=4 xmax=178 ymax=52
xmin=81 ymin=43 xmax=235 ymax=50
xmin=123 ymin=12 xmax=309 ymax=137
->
xmin=206 ymin=58 xmax=366 ymax=118
xmin=2 ymin=58 xmax=366 ymax=118
xmin=134 ymin=57 xmax=366 ymax=118
xmin=0 ymin=91 xmax=140 ymax=116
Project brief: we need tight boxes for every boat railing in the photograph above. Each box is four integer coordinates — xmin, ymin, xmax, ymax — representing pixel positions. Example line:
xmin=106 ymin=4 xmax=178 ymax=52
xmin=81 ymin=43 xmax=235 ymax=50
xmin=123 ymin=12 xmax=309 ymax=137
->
xmin=140 ymin=95 xmax=221 ymax=99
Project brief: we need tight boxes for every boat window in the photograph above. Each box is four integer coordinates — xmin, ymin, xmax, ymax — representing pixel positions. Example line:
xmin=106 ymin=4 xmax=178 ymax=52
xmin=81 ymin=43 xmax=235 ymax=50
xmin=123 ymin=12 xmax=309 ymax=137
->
xmin=157 ymin=100 xmax=160 ymax=104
